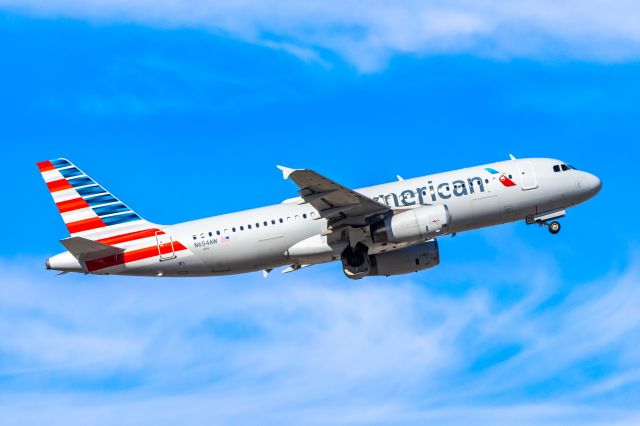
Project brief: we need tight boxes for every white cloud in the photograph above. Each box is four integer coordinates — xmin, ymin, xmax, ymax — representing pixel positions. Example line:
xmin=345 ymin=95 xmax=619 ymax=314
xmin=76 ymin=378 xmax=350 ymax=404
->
xmin=1 ymin=0 xmax=640 ymax=71
xmin=0 ymin=250 xmax=639 ymax=424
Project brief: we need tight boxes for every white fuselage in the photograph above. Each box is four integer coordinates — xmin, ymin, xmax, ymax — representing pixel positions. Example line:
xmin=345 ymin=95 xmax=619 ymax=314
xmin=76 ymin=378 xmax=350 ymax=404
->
xmin=46 ymin=158 xmax=601 ymax=277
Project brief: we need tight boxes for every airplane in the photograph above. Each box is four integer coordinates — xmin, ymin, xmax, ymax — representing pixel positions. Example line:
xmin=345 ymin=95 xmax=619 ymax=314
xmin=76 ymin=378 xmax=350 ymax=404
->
xmin=38 ymin=156 xmax=601 ymax=279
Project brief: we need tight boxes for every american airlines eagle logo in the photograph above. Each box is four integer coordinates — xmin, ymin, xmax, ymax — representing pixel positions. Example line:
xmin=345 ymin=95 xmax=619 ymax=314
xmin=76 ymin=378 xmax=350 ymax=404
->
xmin=485 ymin=167 xmax=516 ymax=187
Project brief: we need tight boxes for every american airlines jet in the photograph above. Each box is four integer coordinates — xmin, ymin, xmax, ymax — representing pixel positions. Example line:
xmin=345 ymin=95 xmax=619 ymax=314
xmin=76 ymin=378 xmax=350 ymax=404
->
xmin=39 ymin=156 xmax=601 ymax=279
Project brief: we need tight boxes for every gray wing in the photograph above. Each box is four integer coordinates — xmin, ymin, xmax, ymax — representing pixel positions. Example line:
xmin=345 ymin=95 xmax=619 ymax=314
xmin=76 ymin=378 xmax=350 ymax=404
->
xmin=277 ymin=165 xmax=391 ymax=228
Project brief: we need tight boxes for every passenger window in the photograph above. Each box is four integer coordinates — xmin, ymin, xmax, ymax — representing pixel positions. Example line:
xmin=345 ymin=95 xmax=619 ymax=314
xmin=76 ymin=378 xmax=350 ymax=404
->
xmin=553 ymin=165 xmax=561 ymax=172
xmin=192 ymin=235 xmax=196 ymax=240
xmin=279 ymin=218 xmax=284 ymax=223
xmin=216 ymin=230 xmax=221 ymax=235
xmin=256 ymin=223 xmax=259 ymax=228
xmin=240 ymin=226 xmax=244 ymax=231
xmin=208 ymin=232 xmax=212 ymax=237
xmin=248 ymin=224 xmax=251 ymax=229
xmin=232 ymin=227 xmax=236 ymax=232
xmin=264 ymin=221 xmax=268 ymax=226
xmin=271 ymin=219 xmax=276 ymax=225
xmin=303 ymin=213 xmax=307 ymax=219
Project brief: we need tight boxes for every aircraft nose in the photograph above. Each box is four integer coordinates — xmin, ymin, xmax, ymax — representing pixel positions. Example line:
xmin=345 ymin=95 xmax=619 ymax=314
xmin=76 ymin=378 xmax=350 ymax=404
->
xmin=584 ymin=173 xmax=602 ymax=197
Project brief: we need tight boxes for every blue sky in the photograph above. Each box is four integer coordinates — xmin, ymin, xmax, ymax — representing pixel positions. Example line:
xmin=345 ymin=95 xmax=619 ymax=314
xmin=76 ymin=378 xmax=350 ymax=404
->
xmin=1 ymin=2 xmax=640 ymax=424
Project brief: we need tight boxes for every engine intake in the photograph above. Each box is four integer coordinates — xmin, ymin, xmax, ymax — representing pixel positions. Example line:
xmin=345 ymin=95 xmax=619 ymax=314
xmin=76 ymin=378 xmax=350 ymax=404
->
xmin=341 ymin=243 xmax=371 ymax=280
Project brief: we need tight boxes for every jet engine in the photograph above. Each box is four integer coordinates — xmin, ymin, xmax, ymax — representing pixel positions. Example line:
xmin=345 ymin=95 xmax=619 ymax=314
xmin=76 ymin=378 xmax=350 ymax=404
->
xmin=368 ymin=240 xmax=440 ymax=277
xmin=371 ymin=205 xmax=449 ymax=243
xmin=341 ymin=240 xmax=440 ymax=279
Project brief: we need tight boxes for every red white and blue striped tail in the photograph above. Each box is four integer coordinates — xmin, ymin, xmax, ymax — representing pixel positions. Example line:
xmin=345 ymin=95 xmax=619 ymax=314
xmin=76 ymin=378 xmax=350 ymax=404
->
xmin=37 ymin=158 xmax=154 ymax=239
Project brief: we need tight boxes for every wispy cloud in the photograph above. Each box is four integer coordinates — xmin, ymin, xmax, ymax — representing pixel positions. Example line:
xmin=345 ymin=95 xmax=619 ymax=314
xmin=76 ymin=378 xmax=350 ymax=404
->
xmin=1 ymin=1 xmax=640 ymax=71
xmin=0 ymin=248 xmax=639 ymax=425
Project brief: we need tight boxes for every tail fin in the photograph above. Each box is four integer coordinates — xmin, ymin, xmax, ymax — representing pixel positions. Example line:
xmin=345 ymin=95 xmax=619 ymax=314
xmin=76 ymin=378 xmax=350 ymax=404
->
xmin=37 ymin=158 xmax=153 ymax=238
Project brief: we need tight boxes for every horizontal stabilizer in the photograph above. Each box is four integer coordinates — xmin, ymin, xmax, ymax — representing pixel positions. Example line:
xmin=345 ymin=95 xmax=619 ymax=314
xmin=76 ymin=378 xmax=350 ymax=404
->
xmin=60 ymin=236 xmax=123 ymax=261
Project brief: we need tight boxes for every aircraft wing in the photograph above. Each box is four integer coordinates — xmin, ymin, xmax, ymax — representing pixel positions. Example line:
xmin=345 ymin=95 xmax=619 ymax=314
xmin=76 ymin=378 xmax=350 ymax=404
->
xmin=277 ymin=165 xmax=391 ymax=228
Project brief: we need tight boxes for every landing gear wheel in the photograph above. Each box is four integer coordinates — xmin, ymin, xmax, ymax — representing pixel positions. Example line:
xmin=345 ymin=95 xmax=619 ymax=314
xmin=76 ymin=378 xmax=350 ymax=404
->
xmin=548 ymin=221 xmax=561 ymax=235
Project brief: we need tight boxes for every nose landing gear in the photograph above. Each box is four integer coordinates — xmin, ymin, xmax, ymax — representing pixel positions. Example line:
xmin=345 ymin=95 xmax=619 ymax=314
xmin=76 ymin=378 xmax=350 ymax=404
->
xmin=526 ymin=209 xmax=565 ymax=235
xmin=548 ymin=221 xmax=561 ymax=235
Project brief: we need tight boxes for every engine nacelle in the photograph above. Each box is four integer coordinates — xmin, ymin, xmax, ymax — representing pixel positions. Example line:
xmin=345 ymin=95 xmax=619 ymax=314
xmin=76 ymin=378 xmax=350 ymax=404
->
xmin=371 ymin=205 xmax=450 ymax=243
xmin=369 ymin=240 xmax=440 ymax=277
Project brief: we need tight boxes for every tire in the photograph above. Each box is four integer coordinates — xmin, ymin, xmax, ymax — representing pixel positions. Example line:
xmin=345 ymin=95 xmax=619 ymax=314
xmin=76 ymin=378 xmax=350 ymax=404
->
xmin=549 ymin=221 xmax=561 ymax=234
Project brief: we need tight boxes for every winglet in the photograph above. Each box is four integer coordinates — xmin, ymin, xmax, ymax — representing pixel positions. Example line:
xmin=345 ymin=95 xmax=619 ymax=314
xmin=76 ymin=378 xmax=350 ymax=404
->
xmin=396 ymin=175 xmax=404 ymax=181
xmin=276 ymin=165 xmax=297 ymax=180
xmin=509 ymin=153 xmax=517 ymax=160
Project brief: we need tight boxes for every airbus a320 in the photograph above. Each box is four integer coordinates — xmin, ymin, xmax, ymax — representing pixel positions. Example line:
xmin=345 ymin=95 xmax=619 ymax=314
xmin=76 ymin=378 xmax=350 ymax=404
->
xmin=39 ymin=156 xmax=601 ymax=279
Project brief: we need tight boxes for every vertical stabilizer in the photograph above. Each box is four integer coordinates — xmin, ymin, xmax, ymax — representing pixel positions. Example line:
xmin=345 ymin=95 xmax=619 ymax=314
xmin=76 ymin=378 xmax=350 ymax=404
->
xmin=37 ymin=158 xmax=153 ymax=239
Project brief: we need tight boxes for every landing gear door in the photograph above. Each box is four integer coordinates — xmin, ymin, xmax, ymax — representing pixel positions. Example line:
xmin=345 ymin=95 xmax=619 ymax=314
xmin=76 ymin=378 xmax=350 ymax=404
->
xmin=518 ymin=161 xmax=538 ymax=191
xmin=156 ymin=231 xmax=176 ymax=261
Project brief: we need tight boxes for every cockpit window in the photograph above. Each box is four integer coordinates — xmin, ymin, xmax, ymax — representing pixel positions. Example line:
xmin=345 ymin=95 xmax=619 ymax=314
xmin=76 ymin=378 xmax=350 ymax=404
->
xmin=561 ymin=164 xmax=570 ymax=171
xmin=553 ymin=165 xmax=561 ymax=173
